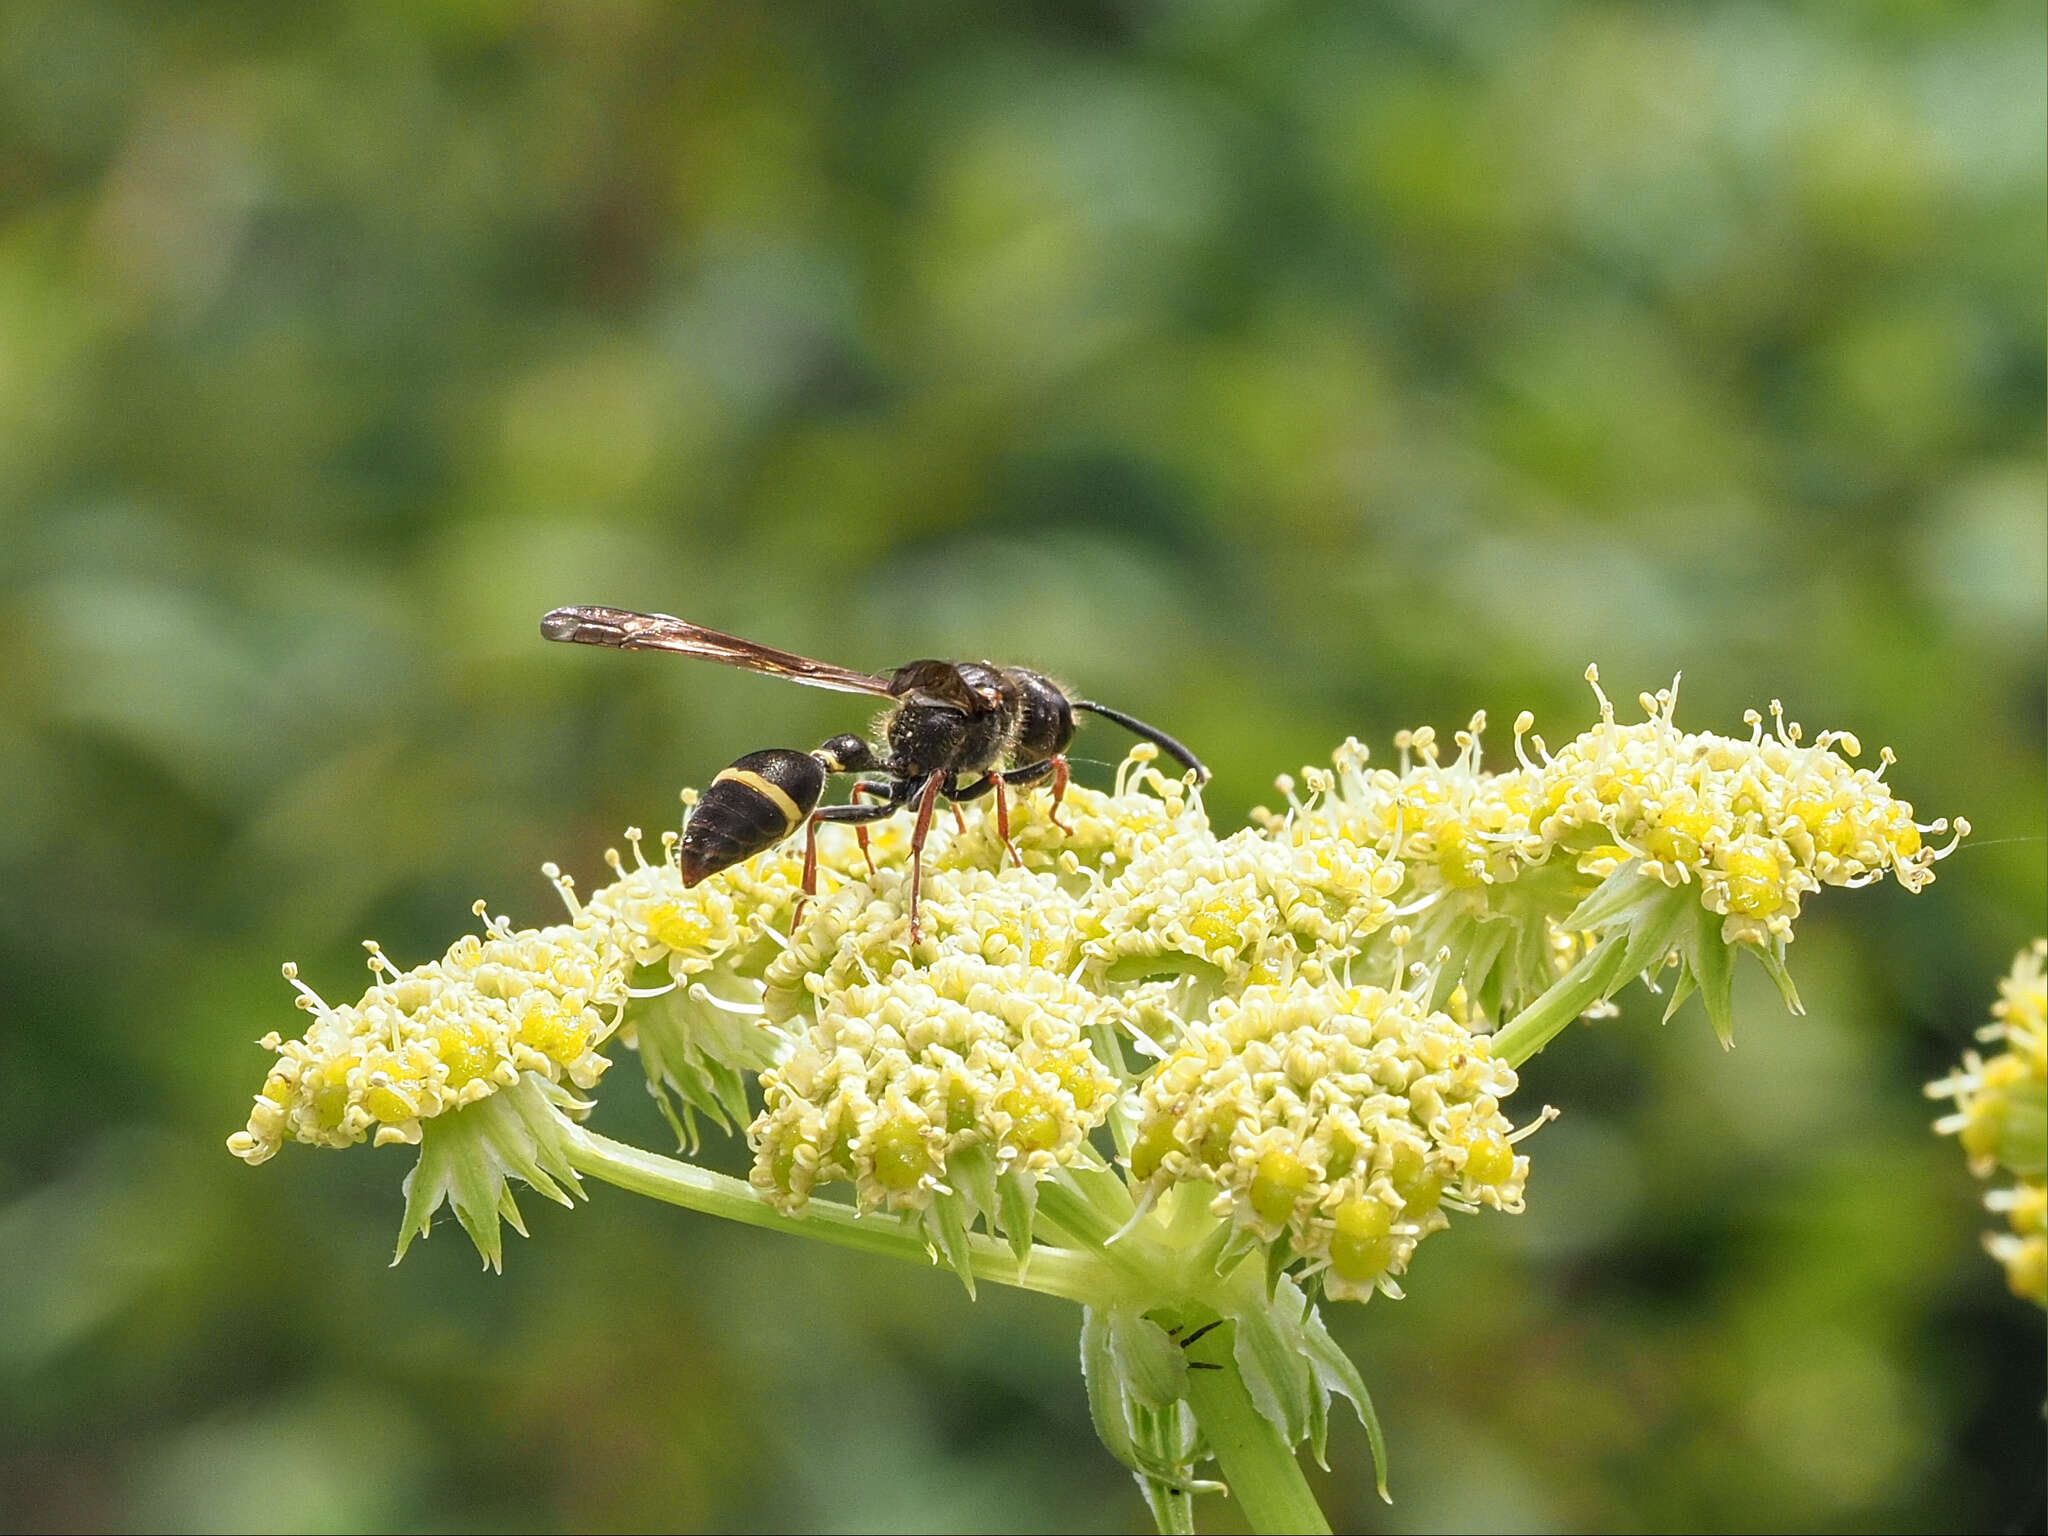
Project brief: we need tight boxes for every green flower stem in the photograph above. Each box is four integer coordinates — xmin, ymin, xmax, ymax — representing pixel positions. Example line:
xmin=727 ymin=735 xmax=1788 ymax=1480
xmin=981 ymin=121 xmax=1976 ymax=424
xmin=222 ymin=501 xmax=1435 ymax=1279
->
xmin=1182 ymin=1323 xmax=1332 ymax=1536
xmin=1489 ymin=930 xmax=1631 ymax=1068
xmin=565 ymin=1127 xmax=1113 ymax=1305
xmin=571 ymin=1131 xmax=1333 ymax=1531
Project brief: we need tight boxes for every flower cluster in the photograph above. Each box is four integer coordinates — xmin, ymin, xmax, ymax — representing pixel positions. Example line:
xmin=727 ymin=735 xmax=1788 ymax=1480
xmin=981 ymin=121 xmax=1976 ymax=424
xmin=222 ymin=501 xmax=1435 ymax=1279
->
xmin=1129 ymin=982 xmax=1539 ymax=1300
xmin=228 ymin=914 xmax=626 ymax=1164
xmin=1294 ymin=670 xmax=1957 ymax=938
xmin=231 ymin=672 xmax=1961 ymax=1310
xmin=1929 ymin=939 xmax=2047 ymax=1307
xmin=1278 ymin=670 xmax=1965 ymax=1036
xmin=752 ymin=955 xmax=1117 ymax=1213
xmin=1535 ymin=671 xmax=1953 ymax=943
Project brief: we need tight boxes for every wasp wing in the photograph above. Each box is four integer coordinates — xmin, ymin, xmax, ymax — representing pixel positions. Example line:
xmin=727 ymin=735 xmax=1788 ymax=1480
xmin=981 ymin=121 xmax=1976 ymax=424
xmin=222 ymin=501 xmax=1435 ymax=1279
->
xmin=540 ymin=606 xmax=896 ymax=698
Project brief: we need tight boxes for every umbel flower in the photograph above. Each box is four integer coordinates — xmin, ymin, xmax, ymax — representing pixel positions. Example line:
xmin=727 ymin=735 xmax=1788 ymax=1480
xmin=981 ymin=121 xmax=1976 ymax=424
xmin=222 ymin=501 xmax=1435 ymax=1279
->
xmin=1929 ymin=939 xmax=2047 ymax=1307
xmin=230 ymin=671 xmax=1963 ymax=1527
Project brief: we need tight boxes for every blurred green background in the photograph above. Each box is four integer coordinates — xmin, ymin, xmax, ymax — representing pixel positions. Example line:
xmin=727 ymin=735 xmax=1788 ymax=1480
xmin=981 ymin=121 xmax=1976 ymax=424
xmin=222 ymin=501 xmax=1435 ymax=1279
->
xmin=1 ymin=2 xmax=2042 ymax=1531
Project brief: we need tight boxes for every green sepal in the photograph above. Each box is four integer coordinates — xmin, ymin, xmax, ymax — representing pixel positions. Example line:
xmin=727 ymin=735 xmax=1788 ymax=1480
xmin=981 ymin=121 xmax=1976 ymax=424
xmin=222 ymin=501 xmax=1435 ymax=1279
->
xmin=1081 ymin=1307 xmax=1209 ymax=1492
xmin=1749 ymin=940 xmax=1805 ymax=1016
xmin=1227 ymin=1277 xmax=1313 ymax=1450
xmin=1685 ymin=907 xmax=1736 ymax=1048
xmin=1088 ymin=1019 xmax=1141 ymax=1161
xmin=624 ymin=982 xmax=781 ymax=1152
xmin=1178 ymin=1205 xmax=1239 ymax=1279
xmin=1110 ymin=1310 xmax=1189 ymax=1409
xmin=395 ymin=1074 xmax=588 ymax=1272
xmin=922 ymin=1191 xmax=977 ymax=1298
xmin=1561 ymin=860 xmax=1658 ymax=933
xmin=996 ymin=1166 xmax=1039 ymax=1264
xmin=1560 ymin=863 xmax=1691 ymax=989
xmin=1300 ymin=1302 xmax=1387 ymax=1499
xmin=1262 ymin=1232 xmax=1293 ymax=1300
xmin=1209 ymin=1221 xmax=1265 ymax=1281
xmin=947 ymin=1141 xmax=999 ymax=1225
xmin=1458 ymin=917 xmax=1514 ymax=1012
xmin=1660 ymin=963 xmax=1698 ymax=1024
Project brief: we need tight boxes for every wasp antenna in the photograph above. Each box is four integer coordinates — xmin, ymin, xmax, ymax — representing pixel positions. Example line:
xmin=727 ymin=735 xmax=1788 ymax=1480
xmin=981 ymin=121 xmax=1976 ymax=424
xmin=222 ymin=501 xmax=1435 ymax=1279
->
xmin=1073 ymin=699 xmax=1210 ymax=784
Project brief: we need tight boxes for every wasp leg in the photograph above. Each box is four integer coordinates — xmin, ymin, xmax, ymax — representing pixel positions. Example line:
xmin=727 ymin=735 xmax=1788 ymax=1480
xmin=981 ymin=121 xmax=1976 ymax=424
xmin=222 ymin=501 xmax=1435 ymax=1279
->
xmin=969 ymin=757 xmax=1069 ymax=838
xmin=948 ymin=772 xmax=1021 ymax=867
xmin=1051 ymin=756 xmax=1074 ymax=833
xmin=792 ymin=791 xmax=903 ymax=932
xmin=992 ymin=775 xmax=1015 ymax=864
xmin=906 ymin=771 xmax=946 ymax=943
xmin=847 ymin=779 xmax=891 ymax=878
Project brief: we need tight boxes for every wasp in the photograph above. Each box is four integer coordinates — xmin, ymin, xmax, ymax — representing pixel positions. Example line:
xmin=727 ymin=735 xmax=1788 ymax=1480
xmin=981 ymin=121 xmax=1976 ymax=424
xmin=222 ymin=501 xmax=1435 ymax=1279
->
xmin=541 ymin=605 xmax=1207 ymax=940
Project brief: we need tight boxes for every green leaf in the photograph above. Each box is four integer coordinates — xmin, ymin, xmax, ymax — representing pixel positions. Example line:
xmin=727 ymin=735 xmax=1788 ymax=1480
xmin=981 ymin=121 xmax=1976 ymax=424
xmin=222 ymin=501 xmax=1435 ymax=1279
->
xmin=1229 ymin=1280 xmax=1312 ymax=1449
xmin=1081 ymin=1310 xmax=1204 ymax=1492
xmin=1300 ymin=1303 xmax=1388 ymax=1501
xmin=1080 ymin=1307 xmax=1140 ymax=1474
xmin=1110 ymin=1309 xmax=1188 ymax=1409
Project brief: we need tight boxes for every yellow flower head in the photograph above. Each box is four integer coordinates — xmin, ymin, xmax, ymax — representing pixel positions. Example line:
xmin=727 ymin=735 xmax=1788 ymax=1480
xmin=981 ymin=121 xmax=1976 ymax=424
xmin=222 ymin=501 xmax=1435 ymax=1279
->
xmin=751 ymin=955 xmax=1116 ymax=1213
xmin=1536 ymin=669 xmax=1964 ymax=945
xmin=1928 ymin=940 xmax=2047 ymax=1307
xmin=1280 ymin=718 xmax=1544 ymax=894
xmin=1129 ymin=981 xmax=1545 ymax=1301
xmin=1084 ymin=822 xmax=1403 ymax=997
xmin=228 ymin=911 xmax=626 ymax=1165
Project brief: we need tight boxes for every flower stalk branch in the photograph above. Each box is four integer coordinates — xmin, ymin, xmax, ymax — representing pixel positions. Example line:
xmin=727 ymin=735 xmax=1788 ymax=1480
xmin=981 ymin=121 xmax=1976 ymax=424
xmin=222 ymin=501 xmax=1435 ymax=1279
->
xmin=565 ymin=1125 xmax=1115 ymax=1304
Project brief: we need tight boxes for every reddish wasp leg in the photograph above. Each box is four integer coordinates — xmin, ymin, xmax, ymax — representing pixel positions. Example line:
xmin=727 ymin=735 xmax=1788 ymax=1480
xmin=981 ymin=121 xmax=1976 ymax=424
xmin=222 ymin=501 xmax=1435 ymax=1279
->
xmin=849 ymin=783 xmax=878 ymax=877
xmin=951 ymin=802 xmax=967 ymax=835
xmin=1050 ymin=755 xmax=1074 ymax=835
xmin=790 ymin=814 xmax=823 ymax=933
xmin=907 ymin=771 xmax=945 ymax=944
xmin=993 ymin=773 xmax=1021 ymax=867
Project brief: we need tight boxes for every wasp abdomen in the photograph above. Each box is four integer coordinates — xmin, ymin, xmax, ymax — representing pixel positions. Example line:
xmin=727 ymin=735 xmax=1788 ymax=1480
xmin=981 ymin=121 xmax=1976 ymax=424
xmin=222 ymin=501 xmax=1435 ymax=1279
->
xmin=679 ymin=748 xmax=826 ymax=887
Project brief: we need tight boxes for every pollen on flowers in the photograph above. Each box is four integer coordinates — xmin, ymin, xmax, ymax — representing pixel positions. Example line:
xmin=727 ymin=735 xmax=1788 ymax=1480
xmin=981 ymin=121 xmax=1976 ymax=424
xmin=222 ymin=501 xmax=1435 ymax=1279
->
xmin=578 ymin=828 xmax=789 ymax=977
xmin=227 ymin=916 xmax=627 ymax=1166
xmin=749 ymin=955 xmax=1116 ymax=1214
xmin=1533 ymin=671 xmax=1964 ymax=945
xmin=1129 ymin=981 xmax=1547 ymax=1301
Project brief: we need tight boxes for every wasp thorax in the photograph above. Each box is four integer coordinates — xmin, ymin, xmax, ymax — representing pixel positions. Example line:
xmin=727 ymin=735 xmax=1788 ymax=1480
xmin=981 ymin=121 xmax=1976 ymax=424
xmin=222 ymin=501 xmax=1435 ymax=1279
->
xmin=679 ymin=749 xmax=827 ymax=887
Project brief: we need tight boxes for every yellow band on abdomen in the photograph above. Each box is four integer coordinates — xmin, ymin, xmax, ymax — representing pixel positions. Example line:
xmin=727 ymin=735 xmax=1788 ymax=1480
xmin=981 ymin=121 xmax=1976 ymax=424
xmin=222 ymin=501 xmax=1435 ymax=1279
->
xmin=712 ymin=767 xmax=804 ymax=828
